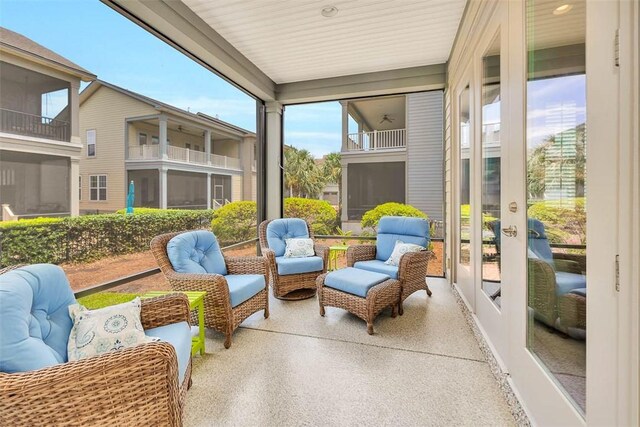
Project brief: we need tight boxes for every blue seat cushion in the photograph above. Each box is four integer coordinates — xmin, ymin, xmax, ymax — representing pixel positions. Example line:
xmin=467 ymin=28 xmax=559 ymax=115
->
xmin=266 ymin=218 xmax=310 ymax=257
xmin=0 ymin=264 xmax=76 ymax=373
xmin=555 ymin=272 xmax=587 ymax=296
xmin=167 ymin=230 xmax=227 ymax=276
xmin=353 ymin=260 xmax=399 ymax=279
xmin=225 ymin=274 xmax=266 ymax=307
xmin=145 ymin=321 xmax=191 ymax=384
xmin=325 ymin=267 xmax=390 ymax=298
xmin=376 ymin=216 xmax=430 ymax=262
xmin=275 ymin=256 xmax=323 ymax=276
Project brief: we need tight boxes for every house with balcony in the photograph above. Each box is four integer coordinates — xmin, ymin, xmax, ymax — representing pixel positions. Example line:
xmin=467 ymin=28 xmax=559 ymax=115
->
xmin=0 ymin=27 xmax=95 ymax=219
xmin=78 ymin=80 xmax=256 ymax=213
xmin=339 ymin=93 xmax=444 ymax=230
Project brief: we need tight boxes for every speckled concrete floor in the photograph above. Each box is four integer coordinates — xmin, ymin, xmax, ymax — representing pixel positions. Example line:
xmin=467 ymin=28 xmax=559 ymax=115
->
xmin=184 ymin=279 xmax=515 ymax=426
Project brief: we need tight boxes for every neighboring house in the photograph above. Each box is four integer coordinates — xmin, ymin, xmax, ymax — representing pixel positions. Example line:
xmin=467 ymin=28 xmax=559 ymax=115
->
xmin=314 ymin=157 xmax=339 ymax=208
xmin=0 ymin=27 xmax=95 ymax=220
xmin=78 ymin=80 xmax=257 ymax=213
xmin=339 ymin=92 xmax=444 ymax=231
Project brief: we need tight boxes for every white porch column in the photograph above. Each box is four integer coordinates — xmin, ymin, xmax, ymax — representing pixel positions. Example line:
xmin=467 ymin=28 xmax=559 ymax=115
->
xmin=159 ymin=167 xmax=168 ymax=209
xmin=340 ymin=100 xmax=349 ymax=151
xmin=265 ymin=101 xmax=283 ymax=219
xmin=204 ymin=129 xmax=211 ymax=164
xmin=70 ymin=158 xmax=80 ymax=216
xmin=159 ymin=115 xmax=168 ymax=159
xmin=69 ymin=81 xmax=80 ymax=143
xmin=206 ymin=173 xmax=212 ymax=210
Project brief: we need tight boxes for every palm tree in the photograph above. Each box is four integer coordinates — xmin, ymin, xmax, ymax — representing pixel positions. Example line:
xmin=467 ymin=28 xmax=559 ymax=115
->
xmin=284 ymin=147 xmax=326 ymax=198
xmin=322 ymin=152 xmax=342 ymax=209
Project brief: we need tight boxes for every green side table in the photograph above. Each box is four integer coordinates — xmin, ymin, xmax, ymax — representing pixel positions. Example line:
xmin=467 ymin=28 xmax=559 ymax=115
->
xmin=141 ymin=291 xmax=206 ymax=356
xmin=328 ymin=245 xmax=349 ymax=271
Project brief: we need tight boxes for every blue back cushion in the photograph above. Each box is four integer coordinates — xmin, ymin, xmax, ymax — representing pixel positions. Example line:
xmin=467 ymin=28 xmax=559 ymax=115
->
xmin=376 ymin=216 xmax=430 ymax=261
xmin=266 ymin=218 xmax=310 ymax=257
xmin=0 ymin=264 xmax=76 ymax=373
xmin=527 ymin=219 xmax=553 ymax=263
xmin=167 ymin=230 xmax=227 ymax=275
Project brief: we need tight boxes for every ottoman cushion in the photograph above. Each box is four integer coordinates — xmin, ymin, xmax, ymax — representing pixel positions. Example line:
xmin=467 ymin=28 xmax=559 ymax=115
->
xmin=325 ymin=267 xmax=390 ymax=298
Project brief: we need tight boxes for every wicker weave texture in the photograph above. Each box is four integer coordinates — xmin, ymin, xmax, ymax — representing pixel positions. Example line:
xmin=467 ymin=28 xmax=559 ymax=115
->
xmin=316 ymin=273 xmax=400 ymax=335
xmin=258 ymin=220 xmax=329 ymax=299
xmin=0 ymin=277 xmax=192 ymax=426
xmin=150 ymin=231 xmax=269 ymax=349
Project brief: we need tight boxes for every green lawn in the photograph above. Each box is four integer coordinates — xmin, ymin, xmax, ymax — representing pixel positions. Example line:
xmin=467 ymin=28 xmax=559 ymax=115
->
xmin=77 ymin=292 xmax=139 ymax=309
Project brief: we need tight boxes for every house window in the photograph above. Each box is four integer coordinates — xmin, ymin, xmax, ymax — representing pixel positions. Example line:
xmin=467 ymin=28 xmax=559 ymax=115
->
xmin=195 ymin=145 xmax=200 ymax=152
xmin=185 ymin=143 xmax=191 ymax=150
xmin=79 ymin=176 xmax=82 ymax=201
xmin=90 ymin=175 xmax=107 ymax=201
xmin=86 ymin=129 xmax=96 ymax=157
xmin=139 ymin=133 xmax=148 ymax=145
xmin=151 ymin=136 xmax=159 ymax=145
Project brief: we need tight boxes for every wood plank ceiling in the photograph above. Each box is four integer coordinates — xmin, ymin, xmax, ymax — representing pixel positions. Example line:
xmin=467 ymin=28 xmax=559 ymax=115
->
xmin=182 ymin=0 xmax=467 ymax=84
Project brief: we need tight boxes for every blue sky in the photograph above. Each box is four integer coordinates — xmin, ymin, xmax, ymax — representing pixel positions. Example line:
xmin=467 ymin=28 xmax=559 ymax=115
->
xmin=0 ymin=0 xmax=342 ymax=156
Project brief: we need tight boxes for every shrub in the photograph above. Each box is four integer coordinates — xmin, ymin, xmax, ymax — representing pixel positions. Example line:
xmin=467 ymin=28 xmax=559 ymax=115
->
xmin=211 ymin=201 xmax=257 ymax=245
xmin=284 ymin=197 xmax=338 ymax=235
xmin=527 ymin=198 xmax=586 ymax=244
xmin=0 ymin=210 xmax=213 ymax=267
xmin=361 ymin=202 xmax=428 ymax=231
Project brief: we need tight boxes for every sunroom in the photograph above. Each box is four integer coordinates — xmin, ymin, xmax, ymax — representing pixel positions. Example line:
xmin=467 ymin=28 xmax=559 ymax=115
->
xmin=0 ymin=1 xmax=637 ymax=426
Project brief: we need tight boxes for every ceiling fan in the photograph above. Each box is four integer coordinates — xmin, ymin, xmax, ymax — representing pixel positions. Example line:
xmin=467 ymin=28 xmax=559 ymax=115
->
xmin=379 ymin=114 xmax=395 ymax=124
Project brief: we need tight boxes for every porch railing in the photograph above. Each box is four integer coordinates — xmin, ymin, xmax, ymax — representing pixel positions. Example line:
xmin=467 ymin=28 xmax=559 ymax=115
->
xmin=346 ymin=129 xmax=406 ymax=152
xmin=127 ymin=144 xmax=241 ymax=169
xmin=0 ymin=108 xmax=70 ymax=142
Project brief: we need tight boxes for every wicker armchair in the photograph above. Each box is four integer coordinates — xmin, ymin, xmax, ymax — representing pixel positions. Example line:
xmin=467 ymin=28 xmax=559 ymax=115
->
xmin=259 ymin=219 xmax=329 ymax=300
xmin=151 ymin=231 xmax=269 ymax=349
xmin=347 ymin=216 xmax=434 ymax=314
xmin=0 ymin=265 xmax=191 ymax=426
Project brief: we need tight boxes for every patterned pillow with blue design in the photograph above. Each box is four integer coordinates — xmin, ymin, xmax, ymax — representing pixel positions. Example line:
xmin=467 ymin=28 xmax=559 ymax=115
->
xmin=385 ymin=240 xmax=426 ymax=266
xmin=283 ymin=238 xmax=315 ymax=258
xmin=67 ymin=297 xmax=158 ymax=362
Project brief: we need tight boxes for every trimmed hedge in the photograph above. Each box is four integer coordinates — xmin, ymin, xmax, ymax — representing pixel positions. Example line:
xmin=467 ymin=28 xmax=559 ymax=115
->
xmin=361 ymin=202 xmax=428 ymax=231
xmin=0 ymin=210 xmax=214 ymax=267
xmin=210 ymin=201 xmax=257 ymax=246
xmin=284 ymin=197 xmax=337 ymax=235
xmin=528 ymin=198 xmax=586 ymax=244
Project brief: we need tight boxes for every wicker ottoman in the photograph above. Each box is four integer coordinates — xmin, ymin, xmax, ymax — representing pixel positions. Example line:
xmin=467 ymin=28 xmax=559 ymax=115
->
xmin=316 ymin=267 xmax=401 ymax=335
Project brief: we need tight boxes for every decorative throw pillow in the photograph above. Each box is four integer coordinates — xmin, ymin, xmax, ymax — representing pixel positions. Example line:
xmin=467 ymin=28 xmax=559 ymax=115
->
xmin=284 ymin=238 xmax=315 ymax=258
xmin=385 ymin=240 xmax=425 ymax=266
xmin=67 ymin=297 xmax=158 ymax=362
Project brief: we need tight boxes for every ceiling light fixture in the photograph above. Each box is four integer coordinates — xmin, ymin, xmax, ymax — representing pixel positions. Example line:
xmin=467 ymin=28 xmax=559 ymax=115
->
xmin=553 ymin=4 xmax=573 ymax=15
xmin=321 ymin=6 xmax=338 ymax=18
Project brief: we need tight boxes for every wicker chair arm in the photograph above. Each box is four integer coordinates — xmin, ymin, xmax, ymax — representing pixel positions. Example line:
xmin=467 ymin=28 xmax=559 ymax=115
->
xmin=225 ymin=256 xmax=267 ymax=275
xmin=398 ymin=250 xmax=432 ymax=282
xmin=314 ymin=244 xmax=330 ymax=272
xmin=527 ymin=258 xmax=558 ymax=327
xmin=346 ymin=245 xmax=377 ymax=266
xmin=141 ymin=293 xmax=191 ymax=330
xmin=553 ymin=259 xmax=583 ymax=275
xmin=0 ymin=342 xmax=182 ymax=426
xmin=164 ymin=272 xmax=233 ymax=312
xmin=261 ymin=248 xmax=279 ymax=280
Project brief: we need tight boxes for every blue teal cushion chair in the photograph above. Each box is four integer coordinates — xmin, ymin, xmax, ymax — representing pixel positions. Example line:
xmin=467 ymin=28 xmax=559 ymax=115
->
xmin=0 ymin=264 xmax=193 ymax=425
xmin=348 ymin=216 xmax=434 ymax=314
xmin=152 ymin=230 xmax=269 ymax=349
xmin=259 ymin=218 xmax=329 ymax=300
xmin=491 ymin=219 xmax=586 ymax=339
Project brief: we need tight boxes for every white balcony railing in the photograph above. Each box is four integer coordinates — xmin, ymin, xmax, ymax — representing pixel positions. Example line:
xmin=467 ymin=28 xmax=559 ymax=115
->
xmin=346 ymin=129 xmax=406 ymax=152
xmin=127 ymin=145 xmax=241 ymax=169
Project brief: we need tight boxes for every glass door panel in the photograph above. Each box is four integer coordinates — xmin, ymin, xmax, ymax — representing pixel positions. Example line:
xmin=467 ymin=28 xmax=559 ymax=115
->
xmin=481 ymin=33 xmax=502 ymax=307
xmin=526 ymin=0 xmax=587 ymax=414
xmin=459 ymin=85 xmax=471 ymax=270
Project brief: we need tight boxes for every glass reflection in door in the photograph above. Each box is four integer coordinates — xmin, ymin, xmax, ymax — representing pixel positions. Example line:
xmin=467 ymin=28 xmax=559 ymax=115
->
xmin=458 ymin=86 xmax=471 ymax=268
xmin=526 ymin=0 xmax=587 ymax=414
xmin=481 ymin=33 xmax=502 ymax=306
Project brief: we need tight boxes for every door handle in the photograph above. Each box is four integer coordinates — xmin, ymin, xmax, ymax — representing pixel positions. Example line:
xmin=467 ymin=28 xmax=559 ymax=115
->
xmin=501 ymin=225 xmax=517 ymax=237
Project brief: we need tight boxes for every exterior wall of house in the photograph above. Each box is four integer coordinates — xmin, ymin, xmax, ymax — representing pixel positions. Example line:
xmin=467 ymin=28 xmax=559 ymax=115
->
xmin=213 ymin=139 xmax=240 ymax=158
xmin=406 ymin=91 xmax=444 ymax=222
xmin=231 ymin=175 xmax=243 ymax=202
xmin=79 ymin=86 xmax=156 ymax=213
